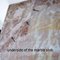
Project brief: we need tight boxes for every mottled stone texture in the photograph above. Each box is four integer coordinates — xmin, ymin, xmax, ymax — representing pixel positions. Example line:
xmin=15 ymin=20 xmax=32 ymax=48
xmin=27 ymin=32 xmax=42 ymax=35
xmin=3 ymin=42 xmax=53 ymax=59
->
xmin=0 ymin=0 xmax=60 ymax=60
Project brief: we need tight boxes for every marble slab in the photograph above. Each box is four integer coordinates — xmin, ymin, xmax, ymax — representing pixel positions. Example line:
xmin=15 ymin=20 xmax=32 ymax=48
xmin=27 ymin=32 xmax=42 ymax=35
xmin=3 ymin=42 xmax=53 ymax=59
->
xmin=0 ymin=0 xmax=60 ymax=60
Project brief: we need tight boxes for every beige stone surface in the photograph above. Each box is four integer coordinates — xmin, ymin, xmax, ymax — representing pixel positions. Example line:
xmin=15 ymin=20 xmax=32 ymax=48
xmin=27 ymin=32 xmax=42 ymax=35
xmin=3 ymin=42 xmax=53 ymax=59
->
xmin=0 ymin=0 xmax=60 ymax=60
